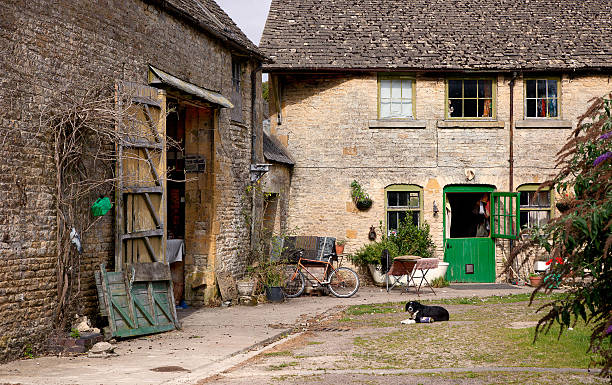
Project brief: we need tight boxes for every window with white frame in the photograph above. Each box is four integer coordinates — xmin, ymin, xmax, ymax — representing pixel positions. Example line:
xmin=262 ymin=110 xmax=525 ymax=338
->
xmin=518 ymin=184 xmax=553 ymax=229
xmin=525 ymin=78 xmax=559 ymax=118
xmin=378 ymin=75 xmax=415 ymax=119
xmin=385 ymin=185 xmax=422 ymax=235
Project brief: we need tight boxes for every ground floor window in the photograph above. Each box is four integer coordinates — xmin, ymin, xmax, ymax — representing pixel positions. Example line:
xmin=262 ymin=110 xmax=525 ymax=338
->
xmin=385 ymin=184 xmax=422 ymax=235
xmin=518 ymin=184 xmax=552 ymax=229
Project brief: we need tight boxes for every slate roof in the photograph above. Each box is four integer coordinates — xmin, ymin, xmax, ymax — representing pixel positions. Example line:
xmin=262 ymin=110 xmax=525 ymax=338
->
xmin=157 ymin=0 xmax=266 ymax=59
xmin=263 ymin=131 xmax=294 ymax=166
xmin=260 ymin=0 xmax=612 ymax=71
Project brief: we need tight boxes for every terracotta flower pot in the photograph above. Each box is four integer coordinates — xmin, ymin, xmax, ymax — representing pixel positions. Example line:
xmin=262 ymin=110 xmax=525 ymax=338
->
xmin=335 ymin=244 xmax=345 ymax=255
xmin=529 ymin=275 xmax=544 ymax=287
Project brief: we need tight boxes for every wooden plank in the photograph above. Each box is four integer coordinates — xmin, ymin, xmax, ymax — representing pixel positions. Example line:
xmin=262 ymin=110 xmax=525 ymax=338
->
xmin=132 ymin=95 xmax=162 ymax=108
xmin=121 ymin=229 xmax=163 ymax=240
xmin=130 ymin=262 xmax=172 ymax=282
xmin=143 ymin=148 xmax=161 ymax=186
xmin=123 ymin=140 xmax=164 ymax=150
xmin=132 ymin=295 xmax=156 ymax=326
xmin=143 ymin=193 xmax=162 ymax=228
xmin=143 ymin=237 xmax=159 ymax=262
xmin=153 ymin=291 xmax=173 ymax=322
xmin=100 ymin=265 xmax=118 ymax=335
xmin=123 ymin=186 xmax=163 ymax=194
xmin=143 ymin=104 xmax=162 ymax=143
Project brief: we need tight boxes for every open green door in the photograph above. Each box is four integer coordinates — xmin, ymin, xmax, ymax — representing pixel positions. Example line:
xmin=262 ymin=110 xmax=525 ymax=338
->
xmin=444 ymin=186 xmax=520 ymax=283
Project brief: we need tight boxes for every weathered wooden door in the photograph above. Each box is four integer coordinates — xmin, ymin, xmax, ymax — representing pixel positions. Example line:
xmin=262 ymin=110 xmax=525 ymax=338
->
xmin=115 ymin=82 xmax=167 ymax=270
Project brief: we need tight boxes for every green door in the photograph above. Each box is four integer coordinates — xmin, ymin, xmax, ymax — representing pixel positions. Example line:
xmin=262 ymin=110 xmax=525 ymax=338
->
xmin=443 ymin=186 xmax=520 ymax=283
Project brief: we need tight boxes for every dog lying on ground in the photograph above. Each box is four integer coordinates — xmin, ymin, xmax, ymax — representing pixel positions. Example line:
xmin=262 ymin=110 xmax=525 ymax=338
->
xmin=400 ymin=300 xmax=450 ymax=324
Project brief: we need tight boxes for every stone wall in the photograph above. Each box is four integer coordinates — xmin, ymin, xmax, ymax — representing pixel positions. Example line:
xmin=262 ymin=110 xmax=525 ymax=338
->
xmin=0 ymin=0 xmax=261 ymax=362
xmin=268 ymin=72 xmax=611 ymax=276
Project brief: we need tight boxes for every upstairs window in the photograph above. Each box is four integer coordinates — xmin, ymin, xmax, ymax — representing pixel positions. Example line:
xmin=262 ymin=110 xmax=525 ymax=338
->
xmin=518 ymin=184 xmax=552 ymax=229
xmin=385 ymin=185 xmax=422 ymax=235
xmin=525 ymin=78 xmax=559 ymax=118
xmin=447 ymin=78 xmax=495 ymax=119
xmin=378 ymin=75 xmax=415 ymax=119
xmin=231 ymin=58 xmax=243 ymax=122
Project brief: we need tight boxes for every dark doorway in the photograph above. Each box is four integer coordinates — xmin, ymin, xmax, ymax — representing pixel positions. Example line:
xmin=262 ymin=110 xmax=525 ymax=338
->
xmin=166 ymin=101 xmax=186 ymax=239
xmin=447 ymin=192 xmax=490 ymax=238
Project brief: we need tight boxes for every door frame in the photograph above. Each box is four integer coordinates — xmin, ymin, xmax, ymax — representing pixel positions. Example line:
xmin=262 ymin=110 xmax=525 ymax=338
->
xmin=443 ymin=184 xmax=496 ymax=282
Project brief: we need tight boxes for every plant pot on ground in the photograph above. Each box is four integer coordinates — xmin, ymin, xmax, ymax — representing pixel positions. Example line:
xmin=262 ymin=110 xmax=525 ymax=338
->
xmin=250 ymin=260 xmax=286 ymax=302
xmin=529 ymin=273 xmax=544 ymax=287
xmin=335 ymin=239 xmax=346 ymax=255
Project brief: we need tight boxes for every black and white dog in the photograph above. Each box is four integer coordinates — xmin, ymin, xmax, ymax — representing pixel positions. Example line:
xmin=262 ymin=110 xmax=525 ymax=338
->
xmin=401 ymin=301 xmax=450 ymax=324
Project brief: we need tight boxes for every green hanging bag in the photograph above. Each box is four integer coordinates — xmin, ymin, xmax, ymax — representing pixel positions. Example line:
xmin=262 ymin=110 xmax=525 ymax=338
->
xmin=91 ymin=197 xmax=113 ymax=217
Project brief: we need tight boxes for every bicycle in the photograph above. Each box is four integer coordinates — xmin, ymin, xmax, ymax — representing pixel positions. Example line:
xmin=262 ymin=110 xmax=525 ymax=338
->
xmin=283 ymin=249 xmax=360 ymax=298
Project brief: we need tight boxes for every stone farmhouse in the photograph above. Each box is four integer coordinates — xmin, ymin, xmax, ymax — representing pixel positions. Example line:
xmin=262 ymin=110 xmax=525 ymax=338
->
xmin=260 ymin=0 xmax=612 ymax=283
xmin=0 ymin=0 xmax=266 ymax=361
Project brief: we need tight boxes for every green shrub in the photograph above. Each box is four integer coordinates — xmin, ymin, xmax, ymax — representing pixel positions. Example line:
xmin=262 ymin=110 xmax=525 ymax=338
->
xmin=389 ymin=217 xmax=435 ymax=258
xmin=348 ymin=238 xmax=399 ymax=266
xmin=430 ymin=277 xmax=450 ymax=288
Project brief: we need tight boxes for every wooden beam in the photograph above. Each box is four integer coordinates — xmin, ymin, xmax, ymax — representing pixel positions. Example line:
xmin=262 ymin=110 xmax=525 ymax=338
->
xmin=143 ymin=104 xmax=162 ymax=143
xmin=143 ymin=148 xmax=161 ymax=186
xmin=143 ymin=193 xmax=162 ymax=228
xmin=143 ymin=237 xmax=159 ymax=263
xmin=121 ymin=229 xmax=163 ymax=240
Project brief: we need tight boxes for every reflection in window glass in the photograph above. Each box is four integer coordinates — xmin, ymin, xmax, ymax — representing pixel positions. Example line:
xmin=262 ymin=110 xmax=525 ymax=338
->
xmin=525 ymin=79 xmax=558 ymax=118
xmin=386 ymin=187 xmax=421 ymax=235
xmin=519 ymin=188 xmax=551 ymax=229
xmin=379 ymin=77 xmax=414 ymax=119
xmin=447 ymin=79 xmax=494 ymax=118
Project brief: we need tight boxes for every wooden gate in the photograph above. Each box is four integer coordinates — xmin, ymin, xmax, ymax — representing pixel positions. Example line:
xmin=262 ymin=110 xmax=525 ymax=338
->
xmin=115 ymin=83 xmax=167 ymax=270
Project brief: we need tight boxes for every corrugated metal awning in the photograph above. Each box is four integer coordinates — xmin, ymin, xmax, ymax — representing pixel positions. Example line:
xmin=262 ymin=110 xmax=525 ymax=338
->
xmin=148 ymin=65 xmax=233 ymax=108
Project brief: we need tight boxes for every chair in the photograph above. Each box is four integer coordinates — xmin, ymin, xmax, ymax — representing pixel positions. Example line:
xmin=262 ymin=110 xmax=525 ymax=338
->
xmin=386 ymin=256 xmax=439 ymax=295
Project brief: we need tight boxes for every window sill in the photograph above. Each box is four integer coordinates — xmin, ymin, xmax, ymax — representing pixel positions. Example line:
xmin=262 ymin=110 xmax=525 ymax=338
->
xmin=368 ymin=119 xmax=427 ymax=129
xmin=515 ymin=119 xmax=572 ymax=129
xmin=437 ymin=120 xmax=505 ymax=129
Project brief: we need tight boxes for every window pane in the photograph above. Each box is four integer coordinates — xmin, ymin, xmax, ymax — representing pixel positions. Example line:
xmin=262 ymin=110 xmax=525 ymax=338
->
xmin=380 ymin=100 xmax=391 ymax=118
xmin=391 ymin=100 xmax=402 ymax=116
xmin=398 ymin=191 xmax=408 ymax=207
xmin=402 ymin=101 xmax=413 ymax=117
xmin=537 ymin=191 xmax=550 ymax=207
xmin=464 ymin=80 xmax=477 ymax=98
xmin=526 ymin=98 xmax=536 ymax=117
xmin=548 ymin=98 xmax=558 ymax=117
xmin=537 ymin=80 xmax=547 ymax=98
xmin=537 ymin=99 xmax=547 ymax=117
xmin=402 ymin=80 xmax=412 ymax=99
xmin=547 ymin=80 xmax=558 ymax=98
xmin=526 ymin=80 xmax=536 ymax=98
xmin=380 ymin=80 xmax=391 ymax=98
xmin=410 ymin=211 xmax=420 ymax=227
xmin=478 ymin=80 xmax=492 ymax=98
xmin=520 ymin=191 xmax=529 ymax=206
xmin=537 ymin=210 xmax=550 ymax=226
xmin=520 ymin=211 xmax=528 ymax=229
xmin=448 ymin=80 xmax=461 ymax=98
xmin=388 ymin=191 xmax=398 ymax=207
xmin=464 ymin=99 xmax=477 ymax=117
xmin=478 ymin=99 xmax=492 ymax=117
xmin=449 ymin=99 xmax=462 ymax=117
xmin=398 ymin=211 xmax=407 ymax=226
xmin=388 ymin=212 xmax=398 ymax=231
xmin=391 ymin=79 xmax=402 ymax=98
xmin=408 ymin=192 xmax=419 ymax=208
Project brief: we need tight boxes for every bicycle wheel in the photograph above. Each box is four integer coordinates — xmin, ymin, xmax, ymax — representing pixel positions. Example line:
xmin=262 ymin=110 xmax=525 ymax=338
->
xmin=282 ymin=267 xmax=305 ymax=298
xmin=327 ymin=267 xmax=359 ymax=298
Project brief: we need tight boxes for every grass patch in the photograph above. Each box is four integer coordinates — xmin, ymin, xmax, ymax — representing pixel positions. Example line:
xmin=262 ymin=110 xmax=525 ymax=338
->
xmin=345 ymin=302 xmax=402 ymax=316
xmin=307 ymin=341 xmax=324 ymax=345
xmin=422 ymin=292 xmax=566 ymax=306
xmin=268 ymin=361 xmax=298 ymax=371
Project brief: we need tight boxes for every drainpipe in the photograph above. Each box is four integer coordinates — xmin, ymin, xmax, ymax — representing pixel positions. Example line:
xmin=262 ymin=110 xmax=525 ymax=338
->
xmin=509 ymin=72 xmax=517 ymax=191
xmin=508 ymin=71 xmax=518 ymax=282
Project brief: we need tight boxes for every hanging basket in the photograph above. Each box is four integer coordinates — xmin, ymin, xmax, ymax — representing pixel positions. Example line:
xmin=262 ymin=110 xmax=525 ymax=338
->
xmin=91 ymin=197 xmax=113 ymax=217
xmin=355 ymin=198 xmax=373 ymax=210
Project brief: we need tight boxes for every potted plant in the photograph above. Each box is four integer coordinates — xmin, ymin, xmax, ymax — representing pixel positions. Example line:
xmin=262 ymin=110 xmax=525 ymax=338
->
xmin=335 ymin=239 xmax=346 ymax=255
xmin=348 ymin=238 xmax=399 ymax=285
xmin=555 ymin=191 xmax=575 ymax=213
xmin=251 ymin=261 xmax=286 ymax=302
xmin=350 ymin=180 xmax=373 ymax=210
xmin=529 ymin=272 xmax=544 ymax=287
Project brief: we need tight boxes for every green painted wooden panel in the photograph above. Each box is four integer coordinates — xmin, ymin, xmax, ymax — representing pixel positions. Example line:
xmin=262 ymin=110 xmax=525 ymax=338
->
xmin=97 ymin=263 xmax=179 ymax=339
xmin=445 ymin=238 xmax=495 ymax=282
